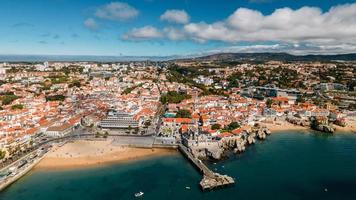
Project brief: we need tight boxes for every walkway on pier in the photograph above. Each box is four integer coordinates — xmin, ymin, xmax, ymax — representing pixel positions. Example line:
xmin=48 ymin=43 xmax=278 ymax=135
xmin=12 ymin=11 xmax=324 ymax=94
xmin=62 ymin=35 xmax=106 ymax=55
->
xmin=178 ymin=144 xmax=235 ymax=190
xmin=178 ymin=144 xmax=214 ymax=177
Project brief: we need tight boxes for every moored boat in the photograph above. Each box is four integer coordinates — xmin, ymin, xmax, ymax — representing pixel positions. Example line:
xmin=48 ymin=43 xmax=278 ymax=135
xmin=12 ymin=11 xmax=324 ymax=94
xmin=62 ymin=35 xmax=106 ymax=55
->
xmin=134 ymin=191 xmax=144 ymax=197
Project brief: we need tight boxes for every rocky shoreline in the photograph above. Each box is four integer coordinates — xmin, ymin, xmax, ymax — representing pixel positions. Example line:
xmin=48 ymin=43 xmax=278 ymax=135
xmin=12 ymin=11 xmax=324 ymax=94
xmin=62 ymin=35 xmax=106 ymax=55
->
xmin=185 ymin=125 xmax=272 ymax=161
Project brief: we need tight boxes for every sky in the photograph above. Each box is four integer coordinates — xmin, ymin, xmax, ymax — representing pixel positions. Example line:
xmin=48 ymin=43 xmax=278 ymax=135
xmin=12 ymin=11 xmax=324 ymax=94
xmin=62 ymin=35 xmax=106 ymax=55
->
xmin=1 ymin=0 xmax=356 ymax=56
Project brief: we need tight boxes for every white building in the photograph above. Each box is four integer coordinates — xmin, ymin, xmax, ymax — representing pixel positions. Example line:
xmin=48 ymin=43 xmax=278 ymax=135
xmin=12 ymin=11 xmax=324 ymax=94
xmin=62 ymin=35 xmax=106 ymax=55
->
xmin=45 ymin=123 xmax=73 ymax=137
xmin=0 ymin=63 xmax=8 ymax=75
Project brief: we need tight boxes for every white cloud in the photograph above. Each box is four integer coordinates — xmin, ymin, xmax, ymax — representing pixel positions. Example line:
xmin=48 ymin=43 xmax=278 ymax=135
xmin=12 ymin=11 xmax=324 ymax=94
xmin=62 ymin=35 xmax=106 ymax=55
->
xmin=208 ymin=43 xmax=356 ymax=55
xmin=95 ymin=2 xmax=139 ymax=21
xmin=120 ymin=3 xmax=356 ymax=54
xmin=84 ymin=18 xmax=99 ymax=30
xmin=163 ymin=27 xmax=186 ymax=40
xmin=184 ymin=4 xmax=356 ymax=44
xmin=123 ymin=26 xmax=163 ymax=41
xmin=160 ymin=9 xmax=190 ymax=24
xmin=124 ymin=26 xmax=186 ymax=41
xmin=184 ymin=22 xmax=237 ymax=43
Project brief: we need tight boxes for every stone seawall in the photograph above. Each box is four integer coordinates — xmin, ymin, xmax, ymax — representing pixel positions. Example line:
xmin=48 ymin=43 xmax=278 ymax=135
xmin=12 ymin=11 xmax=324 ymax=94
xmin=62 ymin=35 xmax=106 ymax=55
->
xmin=0 ymin=156 xmax=44 ymax=191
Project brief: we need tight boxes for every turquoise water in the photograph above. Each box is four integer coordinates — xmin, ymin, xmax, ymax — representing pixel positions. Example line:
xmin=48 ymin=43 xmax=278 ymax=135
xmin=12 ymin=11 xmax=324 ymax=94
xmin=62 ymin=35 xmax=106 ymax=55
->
xmin=1 ymin=131 xmax=356 ymax=200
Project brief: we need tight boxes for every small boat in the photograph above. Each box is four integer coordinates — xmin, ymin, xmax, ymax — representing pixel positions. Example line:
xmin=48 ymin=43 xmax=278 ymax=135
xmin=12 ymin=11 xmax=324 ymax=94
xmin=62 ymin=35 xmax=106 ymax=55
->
xmin=185 ymin=186 xmax=191 ymax=190
xmin=134 ymin=191 xmax=144 ymax=197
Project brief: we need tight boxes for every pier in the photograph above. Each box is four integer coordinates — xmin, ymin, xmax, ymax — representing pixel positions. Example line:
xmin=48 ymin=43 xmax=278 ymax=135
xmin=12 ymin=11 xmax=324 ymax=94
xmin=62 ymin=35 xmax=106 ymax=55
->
xmin=178 ymin=144 xmax=235 ymax=190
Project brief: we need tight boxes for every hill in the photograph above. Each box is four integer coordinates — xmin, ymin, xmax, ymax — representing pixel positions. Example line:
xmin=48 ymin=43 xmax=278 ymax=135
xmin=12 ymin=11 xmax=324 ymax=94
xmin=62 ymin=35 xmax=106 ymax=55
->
xmin=185 ymin=53 xmax=356 ymax=62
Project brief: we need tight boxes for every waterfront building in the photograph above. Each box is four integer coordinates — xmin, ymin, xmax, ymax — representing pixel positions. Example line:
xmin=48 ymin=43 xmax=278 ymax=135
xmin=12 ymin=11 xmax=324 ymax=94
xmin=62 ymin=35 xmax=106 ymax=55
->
xmin=99 ymin=110 xmax=139 ymax=129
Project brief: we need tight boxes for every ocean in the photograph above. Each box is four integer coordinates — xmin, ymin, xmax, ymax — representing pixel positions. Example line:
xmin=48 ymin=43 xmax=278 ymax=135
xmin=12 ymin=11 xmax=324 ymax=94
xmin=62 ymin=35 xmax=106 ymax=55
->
xmin=1 ymin=131 xmax=356 ymax=200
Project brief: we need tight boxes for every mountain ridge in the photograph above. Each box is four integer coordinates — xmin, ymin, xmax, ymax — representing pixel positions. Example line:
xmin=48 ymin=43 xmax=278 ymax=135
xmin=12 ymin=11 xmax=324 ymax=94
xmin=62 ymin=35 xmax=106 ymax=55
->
xmin=181 ymin=52 xmax=356 ymax=62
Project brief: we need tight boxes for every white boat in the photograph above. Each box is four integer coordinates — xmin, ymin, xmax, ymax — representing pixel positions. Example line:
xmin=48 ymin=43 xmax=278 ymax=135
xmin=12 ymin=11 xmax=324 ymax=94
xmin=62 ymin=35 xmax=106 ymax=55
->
xmin=134 ymin=191 xmax=144 ymax=197
xmin=185 ymin=186 xmax=191 ymax=190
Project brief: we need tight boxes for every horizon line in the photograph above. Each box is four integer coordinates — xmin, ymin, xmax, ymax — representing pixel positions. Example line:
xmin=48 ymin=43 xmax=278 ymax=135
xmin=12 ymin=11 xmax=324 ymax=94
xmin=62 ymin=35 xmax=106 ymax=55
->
xmin=0 ymin=52 xmax=356 ymax=62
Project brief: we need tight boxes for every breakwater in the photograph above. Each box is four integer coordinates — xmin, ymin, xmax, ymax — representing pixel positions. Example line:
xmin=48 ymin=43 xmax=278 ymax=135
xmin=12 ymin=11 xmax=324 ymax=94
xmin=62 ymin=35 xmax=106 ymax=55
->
xmin=178 ymin=144 xmax=234 ymax=190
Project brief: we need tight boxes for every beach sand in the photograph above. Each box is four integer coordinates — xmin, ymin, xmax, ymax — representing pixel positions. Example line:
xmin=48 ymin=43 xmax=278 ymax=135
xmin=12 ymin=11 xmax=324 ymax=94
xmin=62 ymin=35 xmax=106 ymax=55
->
xmin=262 ymin=117 xmax=356 ymax=134
xmin=262 ymin=121 xmax=308 ymax=132
xmin=35 ymin=140 xmax=177 ymax=170
xmin=334 ymin=117 xmax=356 ymax=133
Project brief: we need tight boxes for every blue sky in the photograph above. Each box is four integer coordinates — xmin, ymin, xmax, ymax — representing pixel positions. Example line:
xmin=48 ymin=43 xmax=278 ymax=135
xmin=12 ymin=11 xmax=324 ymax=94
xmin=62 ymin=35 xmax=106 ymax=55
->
xmin=1 ymin=0 xmax=356 ymax=56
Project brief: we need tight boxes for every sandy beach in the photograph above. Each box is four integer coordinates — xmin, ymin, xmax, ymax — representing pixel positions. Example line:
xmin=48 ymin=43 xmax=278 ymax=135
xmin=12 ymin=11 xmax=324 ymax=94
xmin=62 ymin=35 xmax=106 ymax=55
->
xmin=262 ymin=121 xmax=308 ymax=132
xmin=262 ymin=117 xmax=356 ymax=134
xmin=334 ymin=117 xmax=356 ymax=133
xmin=35 ymin=140 xmax=177 ymax=170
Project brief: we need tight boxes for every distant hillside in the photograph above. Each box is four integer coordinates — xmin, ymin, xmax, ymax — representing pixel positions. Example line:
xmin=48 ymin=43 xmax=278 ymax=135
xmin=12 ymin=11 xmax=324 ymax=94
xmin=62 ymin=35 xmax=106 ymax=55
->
xmin=185 ymin=53 xmax=356 ymax=62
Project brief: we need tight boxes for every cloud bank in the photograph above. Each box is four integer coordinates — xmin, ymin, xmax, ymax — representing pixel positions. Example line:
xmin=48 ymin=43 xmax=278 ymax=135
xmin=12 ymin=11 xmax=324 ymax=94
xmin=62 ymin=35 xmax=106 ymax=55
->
xmin=185 ymin=4 xmax=356 ymax=44
xmin=123 ymin=3 xmax=356 ymax=54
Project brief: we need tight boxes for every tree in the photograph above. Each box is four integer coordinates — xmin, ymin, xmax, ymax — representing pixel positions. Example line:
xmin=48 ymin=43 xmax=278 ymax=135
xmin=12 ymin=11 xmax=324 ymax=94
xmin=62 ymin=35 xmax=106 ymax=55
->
xmin=160 ymin=91 xmax=191 ymax=104
xmin=1 ymin=94 xmax=19 ymax=105
xmin=69 ymin=80 xmax=81 ymax=88
xmin=42 ymin=85 xmax=51 ymax=91
xmin=296 ymin=96 xmax=306 ymax=104
xmin=122 ymin=83 xmax=143 ymax=95
xmin=49 ymin=76 xmax=68 ymax=84
xmin=175 ymin=109 xmax=192 ymax=118
xmin=29 ymin=140 xmax=34 ymax=147
xmin=227 ymin=122 xmax=240 ymax=130
xmin=46 ymin=94 xmax=65 ymax=101
xmin=211 ymin=124 xmax=221 ymax=130
xmin=348 ymin=103 xmax=356 ymax=110
xmin=266 ymin=98 xmax=273 ymax=108
xmin=0 ymin=150 xmax=6 ymax=160
xmin=11 ymin=104 xmax=24 ymax=110
xmin=144 ymin=120 xmax=151 ymax=127
xmin=227 ymin=72 xmax=242 ymax=88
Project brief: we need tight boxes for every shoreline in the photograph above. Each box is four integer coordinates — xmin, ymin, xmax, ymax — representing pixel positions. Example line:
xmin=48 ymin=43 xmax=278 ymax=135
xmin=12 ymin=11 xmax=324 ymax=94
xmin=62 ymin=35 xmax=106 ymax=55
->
xmin=262 ymin=120 xmax=356 ymax=134
xmin=0 ymin=156 xmax=45 ymax=191
xmin=34 ymin=123 xmax=356 ymax=171
xmin=34 ymin=140 xmax=177 ymax=170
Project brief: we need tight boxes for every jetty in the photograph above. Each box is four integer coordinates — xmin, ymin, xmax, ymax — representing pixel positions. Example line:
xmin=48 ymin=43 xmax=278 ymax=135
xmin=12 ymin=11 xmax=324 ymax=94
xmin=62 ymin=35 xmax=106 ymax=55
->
xmin=178 ymin=144 xmax=234 ymax=190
